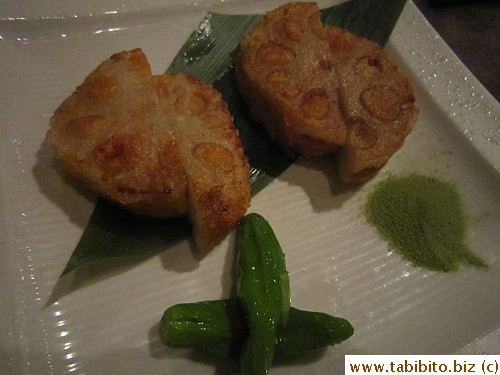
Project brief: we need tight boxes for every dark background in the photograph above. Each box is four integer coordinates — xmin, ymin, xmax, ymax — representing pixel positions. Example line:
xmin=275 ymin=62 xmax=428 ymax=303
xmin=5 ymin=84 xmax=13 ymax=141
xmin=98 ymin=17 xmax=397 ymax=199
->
xmin=412 ymin=0 xmax=499 ymax=102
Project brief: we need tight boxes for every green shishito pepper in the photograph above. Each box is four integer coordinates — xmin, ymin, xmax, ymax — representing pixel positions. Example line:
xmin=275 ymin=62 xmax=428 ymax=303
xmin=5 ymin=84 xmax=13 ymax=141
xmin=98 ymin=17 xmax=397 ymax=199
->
xmin=236 ymin=213 xmax=291 ymax=375
xmin=160 ymin=299 xmax=248 ymax=358
xmin=159 ymin=213 xmax=354 ymax=373
xmin=160 ymin=299 xmax=354 ymax=358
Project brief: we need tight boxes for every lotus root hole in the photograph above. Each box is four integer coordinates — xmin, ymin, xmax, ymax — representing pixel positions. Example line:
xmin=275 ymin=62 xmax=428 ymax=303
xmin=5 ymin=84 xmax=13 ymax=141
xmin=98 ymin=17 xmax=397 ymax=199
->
xmin=277 ymin=20 xmax=302 ymax=41
xmin=192 ymin=143 xmax=234 ymax=173
xmin=266 ymin=70 xmax=287 ymax=85
xmin=301 ymin=91 xmax=330 ymax=119
xmin=175 ymin=92 xmax=208 ymax=115
xmin=360 ymin=86 xmax=402 ymax=121
xmin=355 ymin=56 xmax=383 ymax=77
xmin=258 ymin=43 xmax=295 ymax=65
xmin=348 ymin=118 xmax=378 ymax=149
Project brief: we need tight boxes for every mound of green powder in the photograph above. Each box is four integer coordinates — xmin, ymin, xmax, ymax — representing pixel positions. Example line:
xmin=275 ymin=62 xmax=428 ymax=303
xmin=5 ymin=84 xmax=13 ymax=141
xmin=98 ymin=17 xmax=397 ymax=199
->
xmin=364 ymin=174 xmax=488 ymax=272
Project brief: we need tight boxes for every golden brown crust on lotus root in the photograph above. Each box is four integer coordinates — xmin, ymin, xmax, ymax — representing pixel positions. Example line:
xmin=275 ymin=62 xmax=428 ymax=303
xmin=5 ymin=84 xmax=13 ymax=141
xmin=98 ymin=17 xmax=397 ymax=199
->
xmin=47 ymin=49 xmax=189 ymax=218
xmin=326 ymin=25 xmax=418 ymax=183
xmin=47 ymin=49 xmax=250 ymax=251
xmin=235 ymin=2 xmax=418 ymax=183
xmin=154 ymin=73 xmax=251 ymax=252
xmin=235 ymin=2 xmax=348 ymax=158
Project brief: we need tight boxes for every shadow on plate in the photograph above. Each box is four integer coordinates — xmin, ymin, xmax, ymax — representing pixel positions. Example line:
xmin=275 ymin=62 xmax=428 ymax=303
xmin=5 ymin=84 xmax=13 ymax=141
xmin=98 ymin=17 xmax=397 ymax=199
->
xmin=278 ymin=155 xmax=365 ymax=213
xmin=33 ymin=141 xmax=96 ymax=230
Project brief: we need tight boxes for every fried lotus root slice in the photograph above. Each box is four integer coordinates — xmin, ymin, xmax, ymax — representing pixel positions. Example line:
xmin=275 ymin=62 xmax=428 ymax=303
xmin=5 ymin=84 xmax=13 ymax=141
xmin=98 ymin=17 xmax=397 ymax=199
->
xmin=46 ymin=49 xmax=189 ymax=217
xmin=234 ymin=2 xmax=347 ymax=157
xmin=326 ymin=26 xmax=418 ymax=183
xmin=154 ymin=73 xmax=251 ymax=252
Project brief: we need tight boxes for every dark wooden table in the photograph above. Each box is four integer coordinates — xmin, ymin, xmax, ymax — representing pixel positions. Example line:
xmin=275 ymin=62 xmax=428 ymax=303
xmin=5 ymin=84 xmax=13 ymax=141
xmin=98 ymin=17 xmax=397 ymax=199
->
xmin=412 ymin=0 xmax=499 ymax=102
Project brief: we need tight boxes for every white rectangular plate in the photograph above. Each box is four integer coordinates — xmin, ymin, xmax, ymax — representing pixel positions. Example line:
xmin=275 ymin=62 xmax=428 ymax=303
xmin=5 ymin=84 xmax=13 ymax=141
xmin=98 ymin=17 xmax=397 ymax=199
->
xmin=1 ymin=1 xmax=499 ymax=374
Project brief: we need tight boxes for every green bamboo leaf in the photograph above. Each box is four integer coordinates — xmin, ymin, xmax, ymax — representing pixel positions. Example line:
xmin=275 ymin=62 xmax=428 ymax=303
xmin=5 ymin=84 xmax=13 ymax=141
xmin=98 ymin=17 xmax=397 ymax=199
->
xmin=212 ymin=68 xmax=292 ymax=196
xmin=60 ymin=0 xmax=408 ymax=276
xmin=60 ymin=200 xmax=191 ymax=276
xmin=167 ymin=13 xmax=261 ymax=82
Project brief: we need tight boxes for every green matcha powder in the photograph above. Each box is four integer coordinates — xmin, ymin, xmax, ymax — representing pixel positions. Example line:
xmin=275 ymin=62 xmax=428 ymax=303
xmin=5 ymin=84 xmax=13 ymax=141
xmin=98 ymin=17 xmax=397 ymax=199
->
xmin=365 ymin=174 xmax=488 ymax=272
